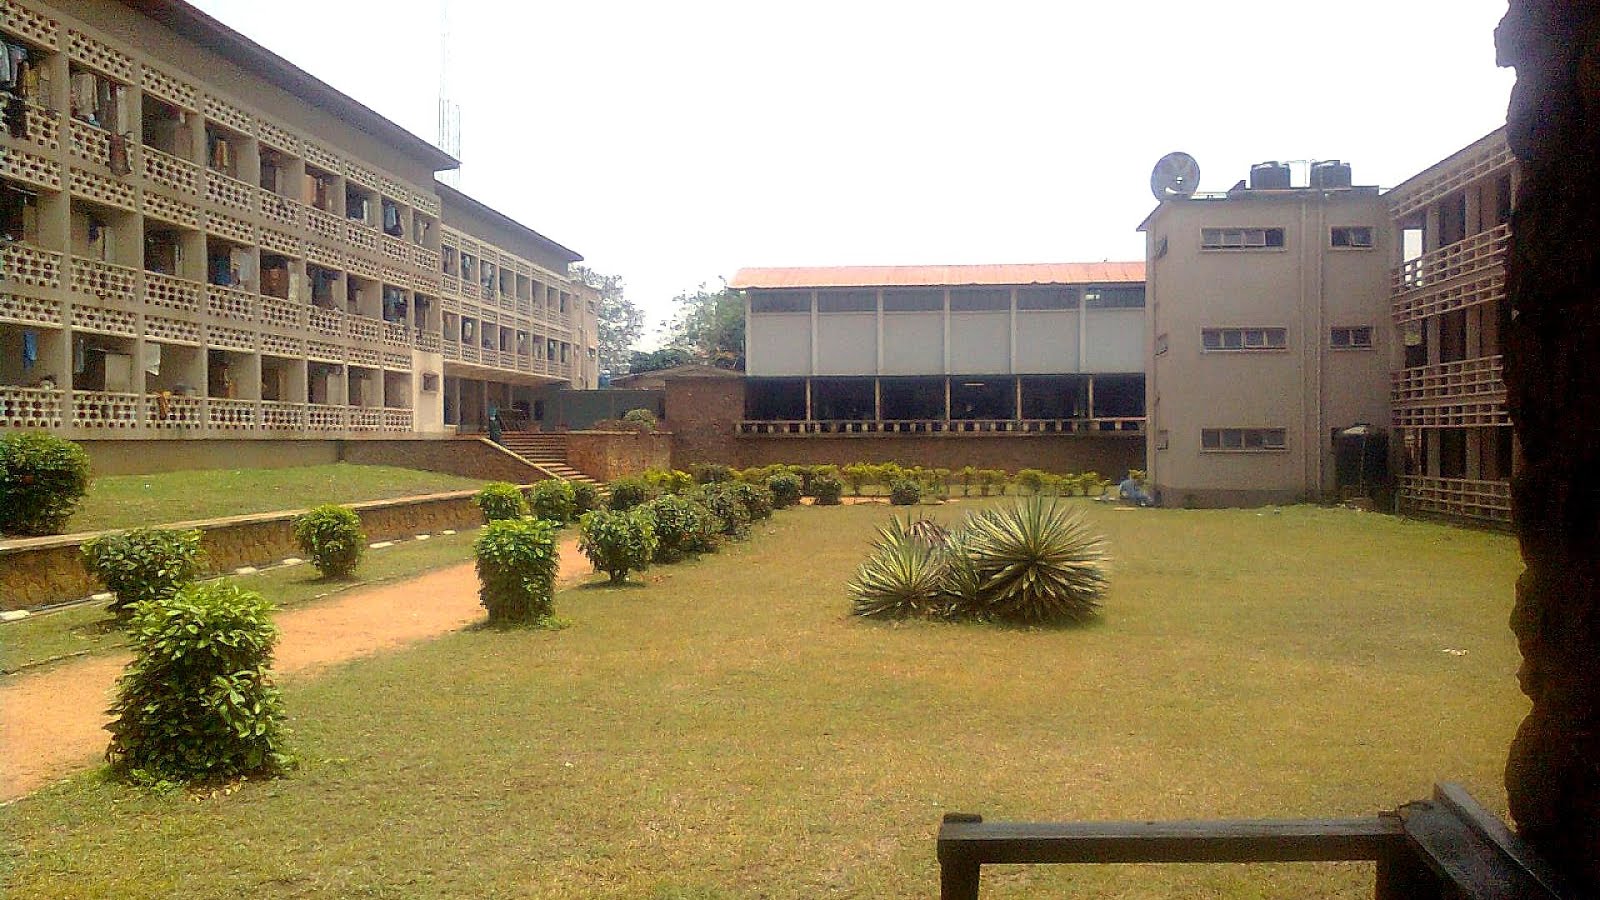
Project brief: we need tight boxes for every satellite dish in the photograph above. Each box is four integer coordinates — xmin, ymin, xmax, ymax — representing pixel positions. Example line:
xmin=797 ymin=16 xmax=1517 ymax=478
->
xmin=1150 ymin=152 xmax=1201 ymax=201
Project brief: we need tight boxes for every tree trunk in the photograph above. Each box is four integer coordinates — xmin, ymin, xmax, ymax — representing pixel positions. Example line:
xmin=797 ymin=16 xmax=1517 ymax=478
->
xmin=1496 ymin=3 xmax=1600 ymax=892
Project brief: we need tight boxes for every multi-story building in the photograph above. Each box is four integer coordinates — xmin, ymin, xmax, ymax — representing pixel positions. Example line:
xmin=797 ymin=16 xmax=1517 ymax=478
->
xmin=1387 ymin=129 xmax=1515 ymax=524
xmin=0 ymin=0 xmax=597 ymax=447
xmin=1140 ymin=161 xmax=1394 ymax=506
xmin=695 ymin=264 xmax=1147 ymax=474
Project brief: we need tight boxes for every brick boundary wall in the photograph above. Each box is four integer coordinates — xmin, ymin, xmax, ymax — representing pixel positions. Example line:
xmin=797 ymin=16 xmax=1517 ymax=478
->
xmin=734 ymin=433 xmax=1144 ymax=478
xmin=565 ymin=430 xmax=673 ymax=481
xmin=0 ymin=487 xmax=517 ymax=611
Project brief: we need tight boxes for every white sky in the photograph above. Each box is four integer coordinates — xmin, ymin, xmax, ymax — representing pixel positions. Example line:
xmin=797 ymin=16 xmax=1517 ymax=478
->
xmin=193 ymin=0 xmax=1513 ymax=348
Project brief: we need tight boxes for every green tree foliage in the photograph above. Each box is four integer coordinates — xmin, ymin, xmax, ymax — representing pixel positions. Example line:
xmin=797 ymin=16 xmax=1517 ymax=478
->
xmin=0 ymin=431 xmax=92 ymax=536
xmin=82 ymin=528 xmax=206 ymax=616
xmin=106 ymin=581 xmax=290 ymax=785
xmin=475 ymin=518 xmax=560 ymax=624
xmin=292 ymin=505 xmax=366 ymax=579
xmin=663 ymin=283 xmax=744 ymax=369
xmin=475 ymin=482 xmax=529 ymax=522
xmin=627 ymin=347 xmax=693 ymax=374
xmin=571 ymin=265 xmax=642 ymax=375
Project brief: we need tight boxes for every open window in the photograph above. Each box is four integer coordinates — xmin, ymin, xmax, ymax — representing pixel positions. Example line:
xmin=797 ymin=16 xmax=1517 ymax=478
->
xmin=1 ymin=182 xmax=40 ymax=243
xmin=141 ymin=95 xmax=189 ymax=159
xmin=68 ymin=65 xmax=126 ymax=131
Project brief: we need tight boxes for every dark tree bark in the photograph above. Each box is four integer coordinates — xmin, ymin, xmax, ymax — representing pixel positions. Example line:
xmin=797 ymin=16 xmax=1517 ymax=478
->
xmin=1496 ymin=2 xmax=1600 ymax=892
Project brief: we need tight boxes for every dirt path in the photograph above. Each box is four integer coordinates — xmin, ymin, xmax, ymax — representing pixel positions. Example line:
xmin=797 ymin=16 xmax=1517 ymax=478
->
xmin=0 ymin=537 xmax=591 ymax=802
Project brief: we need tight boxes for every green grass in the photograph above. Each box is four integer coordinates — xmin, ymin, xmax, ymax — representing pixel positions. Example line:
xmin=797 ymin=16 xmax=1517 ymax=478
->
xmin=4 ymin=502 xmax=1525 ymax=898
xmin=64 ymin=463 xmax=487 ymax=533
xmin=0 ymin=529 xmax=481 ymax=674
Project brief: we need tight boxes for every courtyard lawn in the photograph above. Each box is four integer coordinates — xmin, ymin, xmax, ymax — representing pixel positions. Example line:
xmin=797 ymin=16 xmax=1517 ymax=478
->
xmin=0 ymin=529 xmax=482 ymax=674
xmin=4 ymin=502 xmax=1525 ymax=899
xmin=63 ymin=463 xmax=487 ymax=534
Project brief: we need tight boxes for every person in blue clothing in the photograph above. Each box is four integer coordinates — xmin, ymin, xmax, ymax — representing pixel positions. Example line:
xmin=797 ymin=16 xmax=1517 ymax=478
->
xmin=1118 ymin=472 xmax=1153 ymax=507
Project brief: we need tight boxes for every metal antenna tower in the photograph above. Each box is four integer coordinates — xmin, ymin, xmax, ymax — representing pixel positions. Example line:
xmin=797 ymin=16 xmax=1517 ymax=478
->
xmin=436 ymin=0 xmax=462 ymax=185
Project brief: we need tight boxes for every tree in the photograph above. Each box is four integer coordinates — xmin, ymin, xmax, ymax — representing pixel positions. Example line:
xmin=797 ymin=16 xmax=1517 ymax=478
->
xmin=571 ymin=265 xmax=642 ymax=374
xmin=628 ymin=347 xmax=693 ymax=374
xmin=663 ymin=282 xmax=744 ymax=369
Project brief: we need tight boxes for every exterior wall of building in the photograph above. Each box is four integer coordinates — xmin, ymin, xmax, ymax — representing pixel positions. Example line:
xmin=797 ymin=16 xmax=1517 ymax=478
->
xmin=1144 ymin=188 xmax=1392 ymax=507
xmin=664 ymin=374 xmax=746 ymax=468
xmin=1388 ymin=130 xmax=1515 ymax=524
xmin=0 ymin=0 xmax=596 ymax=447
xmin=565 ymin=430 xmax=672 ymax=481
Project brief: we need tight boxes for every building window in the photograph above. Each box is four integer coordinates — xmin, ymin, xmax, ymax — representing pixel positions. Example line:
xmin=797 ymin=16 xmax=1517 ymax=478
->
xmin=1202 ymin=227 xmax=1285 ymax=250
xmin=1331 ymin=226 xmax=1374 ymax=249
xmin=1201 ymin=428 xmax=1288 ymax=452
xmin=1201 ymin=327 xmax=1287 ymax=351
xmin=1085 ymin=286 xmax=1146 ymax=309
xmin=816 ymin=290 xmax=876 ymax=313
xmin=882 ymin=290 xmax=943 ymax=313
xmin=949 ymin=289 xmax=1010 ymax=312
xmin=1017 ymin=287 xmax=1078 ymax=310
xmin=1330 ymin=326 xmax=1374 ymax=349
xmin=750 ymin=291 xmax=810 ymax=314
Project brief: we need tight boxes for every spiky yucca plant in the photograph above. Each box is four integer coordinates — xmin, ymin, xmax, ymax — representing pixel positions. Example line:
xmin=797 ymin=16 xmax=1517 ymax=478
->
xmin=939 ymin=530 xmax=986 ymax=620
xmin=962 ymin=496 xmax=1109 ymax=624
xmin=848 ymin=516 xmax=949 ymax=619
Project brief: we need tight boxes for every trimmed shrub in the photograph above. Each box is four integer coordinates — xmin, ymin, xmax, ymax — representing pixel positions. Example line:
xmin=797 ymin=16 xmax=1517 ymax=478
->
xmin=978 ymin=469 xmax=1008 ymax=496
xmin=475 ymin=517 xmax=560 ymax=624
xmin=811 ymin=473 xmax=843 ymax=506
xmin=961 ymin=496 xmax=1109 ymax=624
xmin=958 ymin=466 xmax=980 ymax=496
xmin=1015 ymin=468 xmax=1048 ymax=495
xmin=698 ymin=484 xmax=751 ymax=538
xmin=726 ymin=480 xmax=774 ymax=521
xmin=476 ymin=481 xmax=528 ymax=522
xmin=643 ymin=494 xmax=708 ymax=563
xmin=105 ymin=581 xmax=289 ymax=785
xmin=82 ymin=528 xmax=206 ymax=616
xmin=682 ymin=497 xmax=724 ymax=554
xmin=841 ymin=463 xmax=873 ymax=497
xmin=621 ymin=407 xmax=658 ymax=430
xmin=579 ymin=508 xmax=657 ymax=583
xmin=607 ymin=476 xmax=656 ymax=511
xmin=767 ymin=473 xmax=802 ymax=509
xmin=689 ymin=462 xmax=735 ymax=484
xmin=293 ymin=504 xmax=366 ymax=578
xmin=889 ymin=478 xmax=923 ymax=506
xmin=571 ymin=481 xmax=601 ymax=515
xmin=643 ymin=468 xmax=695 ymax=496
xmin=528 ymin=478 xmax=577 ymax=523
xmin=0 ymin=431 xmax=92 ymax=536
xmin=848 ymin=516 xmax=949 ymax=619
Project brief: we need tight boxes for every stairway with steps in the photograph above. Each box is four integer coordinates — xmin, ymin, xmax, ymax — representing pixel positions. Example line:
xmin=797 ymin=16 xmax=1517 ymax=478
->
xmin=494 ymin=432 xmax=602 ymax=486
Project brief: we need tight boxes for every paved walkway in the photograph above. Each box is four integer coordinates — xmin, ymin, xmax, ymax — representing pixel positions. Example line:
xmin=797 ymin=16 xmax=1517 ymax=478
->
xmin=0 ymin=537 xmax=591 ymax=802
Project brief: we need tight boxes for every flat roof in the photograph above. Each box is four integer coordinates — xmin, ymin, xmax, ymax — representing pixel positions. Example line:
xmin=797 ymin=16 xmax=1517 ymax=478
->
xmin=121 ymin=0 xmax=458 ymax=172
xmin=729 ymin=262 xmax=1145 ymax=290
xmin=436 ymin=183 xmax=583 ymax=264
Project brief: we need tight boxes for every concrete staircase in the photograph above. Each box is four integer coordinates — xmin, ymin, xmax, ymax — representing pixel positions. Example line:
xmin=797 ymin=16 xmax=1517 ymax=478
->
xmin=495 ymin=432 xmax=602 ymax=486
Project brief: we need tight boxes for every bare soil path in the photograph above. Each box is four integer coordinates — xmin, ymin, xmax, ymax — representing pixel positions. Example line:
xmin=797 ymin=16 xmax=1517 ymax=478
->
xmin=0 ymin=537 xmax=591 ymax=802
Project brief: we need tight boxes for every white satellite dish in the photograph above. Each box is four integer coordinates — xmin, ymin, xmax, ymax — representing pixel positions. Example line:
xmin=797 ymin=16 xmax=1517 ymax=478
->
xmin=1150 ymin=152 xmax=1201 ymax=201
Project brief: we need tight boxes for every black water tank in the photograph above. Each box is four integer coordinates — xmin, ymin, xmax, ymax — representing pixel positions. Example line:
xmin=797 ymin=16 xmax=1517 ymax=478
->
xmin=1250 ymin=161 xmax=1292 ymax=190
xmin=1311 ymin=160 xmax=1353 ymax=189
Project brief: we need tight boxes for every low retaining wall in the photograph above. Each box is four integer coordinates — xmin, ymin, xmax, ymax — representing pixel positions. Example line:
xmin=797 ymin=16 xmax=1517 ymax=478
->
xmin=734 ymin=432 xmax=1144 ymax=477
xmin=0 ymin=489 xmax=499 ymax=611
xmin=341 ymin=438 xmax=550 ymax=483
xmin=565 ymin=430 xmax=673 ymax=481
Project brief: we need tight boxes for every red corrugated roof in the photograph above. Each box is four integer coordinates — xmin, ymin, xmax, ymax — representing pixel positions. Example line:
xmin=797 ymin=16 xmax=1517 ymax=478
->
xmin=729 ymin=262 xmax=1144 ymax=290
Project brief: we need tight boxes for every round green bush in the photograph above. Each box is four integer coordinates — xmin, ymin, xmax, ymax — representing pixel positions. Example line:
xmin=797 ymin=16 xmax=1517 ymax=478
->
xmin=766 ymin=473 xmax=802 ymax=509
xmin=889 ymin=478 xmax=923 ymax=506
xmin=106 ymin=581 xmax=290 ymax=785
xmin=621 ymin=408 xmax=658 ymax=431
xmin=475 ymin=517 xmax=559 ymax=624
xmin=528 ymin=478 xmax=577 ymax=522
xmin=698 ymin=484 xmax=750 ymax=538
xmin=607 ymin=476 xmax=655 ymax=511
xmin=726 ymin=481 xmax=774 ymax=521
xmin=643 ymin=494 xmax=715 ymax=563
xmin=82 ymin=528 xmax=206 ymax=616
xmin=579 ymin=508 xmax=658 ymax=583
xmin=571 ymin=481 xmax=601 ymax=515
xmin=0 ymin=431 xmax=91 ymax=536
xmin=811 ymin=473 xmax=844 ymax=506
xmin=475 ymin=481 xmax=528 ymax=522
xmin=688 ymin=463 xmax=734 ymax=485
xmin=643 ymin=468 xmax=695 ymax=495
xmin=293 ymin=504 xmax=366 ymax=578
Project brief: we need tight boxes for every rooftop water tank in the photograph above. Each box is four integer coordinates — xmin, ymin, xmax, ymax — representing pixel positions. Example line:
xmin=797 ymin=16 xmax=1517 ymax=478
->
xmin=1250 ymin=161 xmax=1292 ymax=190
xmin=1310 ymin=160 xmax=1354 ymax=189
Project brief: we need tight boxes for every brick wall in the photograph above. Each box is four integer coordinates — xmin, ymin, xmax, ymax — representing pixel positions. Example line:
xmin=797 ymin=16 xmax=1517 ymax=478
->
xmin=566 ymin=430 xmax=672 ymax=481
xmin=736 ymin=433 xmax=1144 ymax=477
xmin=665 ymin=377 xmax=746 ymax=468
xmin=0 ymin=489 xmax=495 ymax=611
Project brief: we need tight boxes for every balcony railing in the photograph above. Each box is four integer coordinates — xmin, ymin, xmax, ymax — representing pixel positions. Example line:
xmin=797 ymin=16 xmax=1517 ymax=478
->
xmin=306 ymin=205 xmax=343 ymax=242
xmin=72 ymin=390 xmax=141 ymax=429
xmin=142 ymin=146 xmax=200 ymax=195
xmin=381 ymin=234 xmax=410 ymax=265
xmin=208 ymin=398 xmax=257 ymax=430
xmin=259 ymin=294 xmax=307 ymax=330
xmin=6 ymin=98 xmax=59 ymax=150
xmin=306 ymin=403 xmax=346 ymax=430
xmin=347 ymin=406 xmax=383 ymax=431
xmin=441 ymin=340 xmax=460 ymax=360
xmin=3 ymin=243 xmax=63 ymax=293
xmin=1392 ymin=355 xmax=1504 ymax=407
xmin=258 ymin=187 xmax=303 ymax=229
xmin=1392 ymin=226 xmax=1508 ymax=324
xmin=1400 ymin=475 xmax=1511 ymax=523
xmin=739 ymin=417 xmax=1148 ymax=436
xmin=205 ymin=169 xmax=256 ymax=211
xmin=145 ymin=393 xmax=202 ymax=429
xmin=69 ymin=256 xmax=138 ymax=305
xmin=383 ymin=320 xmax=412 ymax=348
xmin=308 ymin=305 xmax=345 ymax=337
xmin=347 ymin=314 xmax=382 ymax=344
xmin=206 ymin=283 xmax=255 ymax=322
xmin=417 ymin=331 xmax=441 ymax=352
xmin=383 ymin=408 xmax=413 ymax=431
xmin=67 ymin=118 xmax=111 ymax=165
xmin=260 ymin=400 xmax=306 ymax=430
xmin=1 ymin=386 xmax=63 ymax=429
xmin=143 ymin=271 xmax=202 ymax=313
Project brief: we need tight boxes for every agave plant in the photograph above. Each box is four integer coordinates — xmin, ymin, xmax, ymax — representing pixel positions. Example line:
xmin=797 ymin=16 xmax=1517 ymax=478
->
xmin=938 ymin=530 xmax=986 ymax=620
xmin=961 ymin=497 xmax=1109 ymax=624
xmin=848 ymin=516 xmax=949 ymax=619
